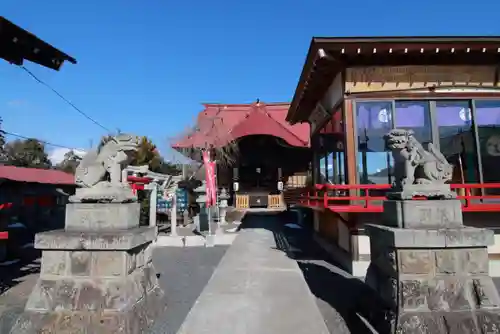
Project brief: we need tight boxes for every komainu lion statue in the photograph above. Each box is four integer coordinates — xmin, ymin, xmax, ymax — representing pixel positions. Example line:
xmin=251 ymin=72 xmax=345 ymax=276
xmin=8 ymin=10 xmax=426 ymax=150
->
xmin=72 ymin=134 xmax=141 ymax=202
xmin=384 ymin=129 xmax=453 ymax=189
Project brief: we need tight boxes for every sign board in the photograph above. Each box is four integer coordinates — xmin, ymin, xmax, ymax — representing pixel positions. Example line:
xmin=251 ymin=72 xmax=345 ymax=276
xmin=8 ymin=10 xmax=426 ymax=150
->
xmin=345 ymin=65 xmax=496 ymax=93
xmin=159 ymin=188 xmax=188 ymax=212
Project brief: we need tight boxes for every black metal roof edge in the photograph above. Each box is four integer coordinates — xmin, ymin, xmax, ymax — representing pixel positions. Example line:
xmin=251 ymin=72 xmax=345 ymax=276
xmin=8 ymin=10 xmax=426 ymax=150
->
xmin=312 ymin=35 xmax=500 ymax=45
xmin=0 ymin=16 xmax=77 ymax=70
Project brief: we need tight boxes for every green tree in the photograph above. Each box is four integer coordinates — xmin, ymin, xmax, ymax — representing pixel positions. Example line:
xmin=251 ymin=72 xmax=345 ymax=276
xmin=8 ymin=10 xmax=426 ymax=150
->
xmin=0 ymin=118 xmax=6 ymax=163
xmin=5 ymin=138 xmax=52 ymax=169
xmin=55 ymin=150 xmax=82 ymax=174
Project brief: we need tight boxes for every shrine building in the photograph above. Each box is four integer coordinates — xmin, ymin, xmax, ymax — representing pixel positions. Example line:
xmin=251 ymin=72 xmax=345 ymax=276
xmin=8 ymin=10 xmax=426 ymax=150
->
xmin=172 ymin=102 xmax=312 ymax=210
xmin=285 ymin=36 xmax=500 ymax=277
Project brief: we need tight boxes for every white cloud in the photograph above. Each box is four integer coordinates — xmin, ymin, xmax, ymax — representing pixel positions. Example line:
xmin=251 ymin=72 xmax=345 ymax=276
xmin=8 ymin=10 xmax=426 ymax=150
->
xmin=7 ymin=99 xmax=28 ymax=108
xmin=49 ymin=148 xmax=87 ymax=165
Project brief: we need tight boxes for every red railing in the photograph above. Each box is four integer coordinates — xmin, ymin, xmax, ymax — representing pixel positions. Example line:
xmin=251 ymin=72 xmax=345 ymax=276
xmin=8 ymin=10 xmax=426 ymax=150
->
xmin=297 ymin=183 xmax=500 ymax=213
xmin=0 ymin=202 xmax=12 ymax=240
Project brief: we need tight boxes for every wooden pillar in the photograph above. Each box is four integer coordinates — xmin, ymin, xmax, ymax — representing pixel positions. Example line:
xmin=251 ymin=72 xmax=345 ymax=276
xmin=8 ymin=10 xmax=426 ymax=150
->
xmin=344 ymin=100 xmax=357 ymax=193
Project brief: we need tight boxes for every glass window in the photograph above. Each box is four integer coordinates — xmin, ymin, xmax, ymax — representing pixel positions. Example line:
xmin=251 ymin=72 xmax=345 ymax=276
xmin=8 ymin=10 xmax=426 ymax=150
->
xmin=319 ymin=107 xmax=346 ymax=185
xmin=356 ymin=101 xmax=393 ymax=185
xmin=475 ymin=100 xmax=500 ymax=193
xmin=435 ymin=100 xmax=478 ymax=184
xmin=394 ymin=101 xmax=432 ymax=145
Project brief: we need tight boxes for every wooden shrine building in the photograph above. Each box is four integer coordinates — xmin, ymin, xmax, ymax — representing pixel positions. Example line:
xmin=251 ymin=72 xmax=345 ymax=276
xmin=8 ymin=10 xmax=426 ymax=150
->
xmin=173 ymin=102 xmax=312 ymax=210
xmin=286 ymin=36 xmax=500 ymax=277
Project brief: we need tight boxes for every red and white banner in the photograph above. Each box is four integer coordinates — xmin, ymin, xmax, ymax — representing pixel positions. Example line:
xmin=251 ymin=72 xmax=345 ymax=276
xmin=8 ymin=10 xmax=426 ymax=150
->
xmin=202 ymin=150 xmax=217 ymax=207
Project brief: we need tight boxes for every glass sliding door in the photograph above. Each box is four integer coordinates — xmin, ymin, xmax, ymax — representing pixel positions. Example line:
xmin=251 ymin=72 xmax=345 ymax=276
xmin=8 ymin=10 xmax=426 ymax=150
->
xmin=435 ymin=100 xmax=479 ymax=185
xmin=355 ymin=101 xmax=393 ymax=185
xmin=394 ymin=101 xmax=432 ymax=145
xmin=475 ymin=100 xmax=500 ymax=194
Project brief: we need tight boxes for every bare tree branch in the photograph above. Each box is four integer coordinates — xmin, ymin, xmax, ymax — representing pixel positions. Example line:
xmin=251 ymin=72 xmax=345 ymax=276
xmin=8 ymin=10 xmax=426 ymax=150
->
xmin=169 ymin=109 xmax=240 ymax=166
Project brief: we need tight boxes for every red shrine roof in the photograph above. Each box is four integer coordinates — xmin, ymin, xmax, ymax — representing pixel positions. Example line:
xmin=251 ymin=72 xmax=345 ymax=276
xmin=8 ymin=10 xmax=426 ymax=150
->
xmin=173 ymin=102 xmax=310 ymax=149
xmin=0 ymin=165 xmax=75 ymax=185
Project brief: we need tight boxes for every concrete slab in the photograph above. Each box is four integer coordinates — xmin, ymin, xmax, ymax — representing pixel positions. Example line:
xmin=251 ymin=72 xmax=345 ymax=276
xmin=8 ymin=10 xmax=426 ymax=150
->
xmin=155 ymin=235 xmax=185 ymax=247
xmin=156 ymin=234 xmax=238 ymax=248
xmin=177 ymin=227 xmax=330 ymax=334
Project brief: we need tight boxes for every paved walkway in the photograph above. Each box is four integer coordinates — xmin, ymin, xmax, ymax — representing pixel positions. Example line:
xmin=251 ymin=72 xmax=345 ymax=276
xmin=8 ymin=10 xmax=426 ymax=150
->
xmin=177 ymin=221 xmax=330 ymax=334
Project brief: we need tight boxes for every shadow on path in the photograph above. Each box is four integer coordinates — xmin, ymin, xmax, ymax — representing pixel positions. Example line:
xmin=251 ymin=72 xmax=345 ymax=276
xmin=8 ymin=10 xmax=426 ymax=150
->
xmin=0 ymin=258 xmax=40 ymax=295
xmin=253 ymin=209 xmax=384 ymax=333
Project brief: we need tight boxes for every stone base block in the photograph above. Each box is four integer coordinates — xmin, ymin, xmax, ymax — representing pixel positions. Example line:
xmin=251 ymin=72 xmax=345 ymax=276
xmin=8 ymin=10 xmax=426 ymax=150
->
xmin=366 ymin=224 xmax=494 ymax=248
xmin=35 ymin=226 xmax=157 ymax=251
xmin=69 ymin=183 xmax=137 ymax=204
xmin=366 ymin=223 xmax=500 ymax=333
xmin=11 ymin=264 xmax=166 ymax=334
xmin=386 ymin=184 xmax=456 ymax=200
xmin=396 ymin=310 xmax=500 ymax=333
xmin=65 ymin=202 xmax=140 ymax=231
xmin=383 ymin=199 xmax=463 ymax=229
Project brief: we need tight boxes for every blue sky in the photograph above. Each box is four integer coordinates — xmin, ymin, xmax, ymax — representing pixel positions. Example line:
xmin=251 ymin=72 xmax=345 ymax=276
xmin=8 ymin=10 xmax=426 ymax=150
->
xmin=2 ymin=0 xmax=500 ymax=163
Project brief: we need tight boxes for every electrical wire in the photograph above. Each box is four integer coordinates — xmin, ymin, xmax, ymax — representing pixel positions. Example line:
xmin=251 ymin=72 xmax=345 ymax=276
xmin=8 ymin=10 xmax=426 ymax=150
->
xmin=2 ymin=130 xmax=79 ymax=151
xmin=20 ymin=66 xmax=111 ymax=133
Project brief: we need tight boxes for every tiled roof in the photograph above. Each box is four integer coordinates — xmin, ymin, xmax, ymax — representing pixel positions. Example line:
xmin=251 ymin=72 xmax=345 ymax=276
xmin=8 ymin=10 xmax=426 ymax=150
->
xmin=0 ymin=165 xmax=75 ymax=185
xmin=173 ymin=102 xmax=310 ymax=149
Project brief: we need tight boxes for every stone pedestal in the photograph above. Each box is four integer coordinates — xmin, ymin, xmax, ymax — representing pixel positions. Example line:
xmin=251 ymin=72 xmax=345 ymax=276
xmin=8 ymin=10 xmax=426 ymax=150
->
xmin=11 ymin=202 xmax=166 ymax=334
xmin=366 ymin=199 xmax=500 ymax=333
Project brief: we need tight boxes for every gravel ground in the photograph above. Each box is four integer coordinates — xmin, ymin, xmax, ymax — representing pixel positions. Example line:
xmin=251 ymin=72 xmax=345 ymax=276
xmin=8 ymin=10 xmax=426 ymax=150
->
xmin=148 ymin=245 xmax=229 ymax=334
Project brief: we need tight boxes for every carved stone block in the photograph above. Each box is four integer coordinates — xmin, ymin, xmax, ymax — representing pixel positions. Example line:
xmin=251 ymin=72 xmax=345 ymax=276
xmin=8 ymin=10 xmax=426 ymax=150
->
xmin=471 ymin=278 xmax=500 ymax=309
xmin=400 ymin=279 xmax=429 ymax=311
xmin=398 ymin=250 xmax=432 ymax=275
xmin=35 ymin=227 xmax=157 ymax=251
xmin=427 ymin=278 xmax=470 ymax=311
xmin=383 ymin=199 xmax=462 ymax=229
xmin=365 ymin=224 xmax=494 ymax=249
xmin=14 ymin=263 xmax=165 ymax=333
xmin=434 ymin=249 xmax=460 ymax=274
xmin=65 ymin=202 xmax=140 ymax=231
xmin=462 ymin=249 xmax=489 ymax=275
xmin=397 ymin=312 xmax=446 ymax=334
xmin=40 ymin=251 xmax=68 ymax=276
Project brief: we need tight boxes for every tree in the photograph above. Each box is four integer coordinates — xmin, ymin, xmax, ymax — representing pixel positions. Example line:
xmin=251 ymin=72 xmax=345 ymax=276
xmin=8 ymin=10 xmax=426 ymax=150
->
xmin=55 ymin=150 xmax=82 ymax=174
xmin=5 ymin=138 xmax=52 ymax=169
xmin=0 ymin=118 xmax=6 ymax=164
xmin=171 ymin=116 xmax=239 ymax=166
xmin=132 ymin=136 xmax=162 ymax=171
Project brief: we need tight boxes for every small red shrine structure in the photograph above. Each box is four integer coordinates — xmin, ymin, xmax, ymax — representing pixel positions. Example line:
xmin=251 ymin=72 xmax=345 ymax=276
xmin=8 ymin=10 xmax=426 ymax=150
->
xmin=286 ymin=36 xmax=500 ymax=276
xmin=173 ymin=102 xmax=312 ymax=210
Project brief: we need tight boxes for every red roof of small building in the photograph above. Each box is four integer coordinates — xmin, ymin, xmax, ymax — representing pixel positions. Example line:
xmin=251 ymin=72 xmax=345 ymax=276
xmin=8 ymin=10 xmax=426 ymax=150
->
xmin=173 ymin=102 xmax=310 ymax=149
xmin=0 ymin=165 xmax=75 ymax=185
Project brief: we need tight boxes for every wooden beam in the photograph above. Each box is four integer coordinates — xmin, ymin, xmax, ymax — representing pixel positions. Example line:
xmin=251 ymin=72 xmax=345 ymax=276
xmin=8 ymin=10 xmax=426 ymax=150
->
xmin=343 ymin=100 xmax=357 ymax=189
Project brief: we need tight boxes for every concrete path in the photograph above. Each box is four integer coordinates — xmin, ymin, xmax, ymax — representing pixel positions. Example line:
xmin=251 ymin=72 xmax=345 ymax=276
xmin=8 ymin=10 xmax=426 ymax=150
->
xmin=177 ymin=222 xmax=330 ymax=334
xmin=148 ymin=246 xmax=229 ymax=334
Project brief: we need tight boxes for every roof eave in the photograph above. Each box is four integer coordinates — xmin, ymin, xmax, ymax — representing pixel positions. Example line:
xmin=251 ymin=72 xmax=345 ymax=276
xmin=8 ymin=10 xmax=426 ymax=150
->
xmin=287 ymin=36 xmax=500 ymax=124
xmin=286 ymin=39 xmax=325 ymax=124
xmin=0 ymin=16 xmax=77 ymax=71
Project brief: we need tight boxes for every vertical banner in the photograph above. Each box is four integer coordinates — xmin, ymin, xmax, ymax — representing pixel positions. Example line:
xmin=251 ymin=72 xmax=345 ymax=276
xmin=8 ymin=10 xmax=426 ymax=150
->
xmin=203 ymin=150 xmax=217 ymax=207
